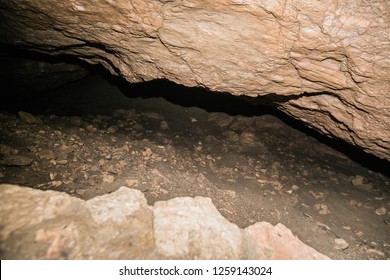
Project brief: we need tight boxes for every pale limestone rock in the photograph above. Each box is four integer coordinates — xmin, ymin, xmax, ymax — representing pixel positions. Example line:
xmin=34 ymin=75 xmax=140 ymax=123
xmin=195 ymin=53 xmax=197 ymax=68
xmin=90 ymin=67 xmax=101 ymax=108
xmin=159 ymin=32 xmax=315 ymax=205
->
xmin=153 ymin=196 xmax=243 ymax=259
xmin=85 ymin=187 xmax=149 ymax=224
xmin=0 ymin=184 xmax=79 ymax=241
xmin=244 ymin=222 xmax=328 ymax=260
xmin=0 ymin=184 xmax=329 ymax=259
xmin=0 ymin=1 xmax=389 ymax=159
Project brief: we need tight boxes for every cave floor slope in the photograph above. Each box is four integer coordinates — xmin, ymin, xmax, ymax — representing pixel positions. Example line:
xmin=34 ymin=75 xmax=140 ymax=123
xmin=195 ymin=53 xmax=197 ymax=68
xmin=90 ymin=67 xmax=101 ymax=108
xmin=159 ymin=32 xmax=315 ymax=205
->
xmin=1 ymin=74 xmax=389 ymax=259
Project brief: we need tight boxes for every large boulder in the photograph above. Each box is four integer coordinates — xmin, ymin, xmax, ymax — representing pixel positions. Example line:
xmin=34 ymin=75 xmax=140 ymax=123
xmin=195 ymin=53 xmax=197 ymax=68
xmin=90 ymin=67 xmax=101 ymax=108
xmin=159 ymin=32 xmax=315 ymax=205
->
xmin=0 ymin=0 xmax=389 ymax=160
xmin=0 ymin=184 xmax=328 ymax=259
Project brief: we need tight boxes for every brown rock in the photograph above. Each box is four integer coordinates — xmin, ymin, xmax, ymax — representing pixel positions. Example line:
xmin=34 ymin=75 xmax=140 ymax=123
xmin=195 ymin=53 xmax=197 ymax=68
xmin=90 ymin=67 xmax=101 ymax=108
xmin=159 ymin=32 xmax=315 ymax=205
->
xmin=351 ymin=175 xmax=367 ymax=186
xmin=208 ymin=112 xmax=234 ymax=127
xmin=160 ymin=120 xmax=169 ymax=130
xmin=239 ymin=131 xmax=257 ymax=147
xmin=314 ymin=203 xmax=331 ymax=215
xmin=0 ymin=144 xmax=18 ymax=156
xmin=222 ymin=130 xmax=239 ymax=143
xmin=375 ymin=206 xmax=388 ymax=216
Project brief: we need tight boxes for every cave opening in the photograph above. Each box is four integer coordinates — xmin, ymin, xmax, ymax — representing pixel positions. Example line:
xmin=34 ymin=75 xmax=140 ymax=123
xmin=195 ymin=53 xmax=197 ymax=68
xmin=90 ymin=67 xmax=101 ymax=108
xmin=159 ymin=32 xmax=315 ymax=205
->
xmin=0 ymin=48 xmax=389 ymax=260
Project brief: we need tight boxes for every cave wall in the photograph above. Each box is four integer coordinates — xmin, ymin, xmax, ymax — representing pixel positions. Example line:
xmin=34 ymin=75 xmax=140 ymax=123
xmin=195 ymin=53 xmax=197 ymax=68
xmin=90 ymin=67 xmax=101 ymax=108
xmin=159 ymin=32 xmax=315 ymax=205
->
xmin=0 ymin=0 xmax=389 ymax=160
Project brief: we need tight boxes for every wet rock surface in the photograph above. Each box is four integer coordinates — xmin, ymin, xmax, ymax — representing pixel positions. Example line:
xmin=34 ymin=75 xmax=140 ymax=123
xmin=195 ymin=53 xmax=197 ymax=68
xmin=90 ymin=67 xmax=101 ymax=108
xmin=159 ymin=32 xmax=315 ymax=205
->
xmin=0 ymin=74 xmax=389 ymax=259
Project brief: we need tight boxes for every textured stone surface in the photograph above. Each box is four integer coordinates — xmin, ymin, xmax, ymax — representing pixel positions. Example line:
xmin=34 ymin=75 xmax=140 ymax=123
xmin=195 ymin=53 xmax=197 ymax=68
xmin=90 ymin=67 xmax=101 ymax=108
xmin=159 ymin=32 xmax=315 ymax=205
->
xmin=244 ymin=222 xmax=328 ymax=260
xmin=0 ymin=0 xmax=389 ymax=160
xmin=154 ymin=196 xmax=243 ymax=259
xmin=0 ymin=184 xmax=329 ymax=259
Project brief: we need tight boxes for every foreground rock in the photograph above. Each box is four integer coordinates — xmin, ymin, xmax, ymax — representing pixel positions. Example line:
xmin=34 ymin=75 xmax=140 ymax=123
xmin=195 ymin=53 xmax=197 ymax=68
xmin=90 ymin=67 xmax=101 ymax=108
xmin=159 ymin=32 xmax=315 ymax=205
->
xmin=0 ymin=0 xmax=389 ymax=160
xmin=0 ymin=184 xmax=328 ymax=259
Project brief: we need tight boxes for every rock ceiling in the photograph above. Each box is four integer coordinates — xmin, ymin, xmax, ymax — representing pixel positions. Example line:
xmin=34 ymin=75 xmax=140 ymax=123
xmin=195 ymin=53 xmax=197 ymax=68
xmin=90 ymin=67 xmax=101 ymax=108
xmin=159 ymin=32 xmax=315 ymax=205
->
xmin=0 ymin=0 xmax=389 ymax=160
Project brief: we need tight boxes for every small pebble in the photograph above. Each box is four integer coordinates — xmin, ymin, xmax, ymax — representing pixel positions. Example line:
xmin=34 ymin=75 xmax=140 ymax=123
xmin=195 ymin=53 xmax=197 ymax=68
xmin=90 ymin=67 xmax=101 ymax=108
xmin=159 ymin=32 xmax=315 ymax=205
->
xmin=107 ymin=126 xmax=118 ymax=133
xmin=239 ymin=131 xmax=256 ymax=147
xmin=224 ymin=190 xmax=236 ymax=199
xmin=334 ymin=238 xmax=349 ymax=250
xmin=314 ymin=203 xmax=331 ymax=215
xmin=18 ymin=111 xmax=42 ymax=125
xmin=375 ymin=206 xmax=387 ymax=216
xmin=291 ymin=185 xmax=299 ymax=191
xmin=142 ymin=147 xmax=153 ymax=158
xmin=355 ymin=231 xmax=364 ymax=237
xmin=351 ymin=175 xmax=366 ymax=186
xmin=160 ymin=121 xmax=169 ymax=130
xmin=51 ymin=181 xmax=62 ymax=188
xmin=126 ymin=179 xmax=139 ymax=187
xmin=103 ymin=174 xmax=115 ymax=183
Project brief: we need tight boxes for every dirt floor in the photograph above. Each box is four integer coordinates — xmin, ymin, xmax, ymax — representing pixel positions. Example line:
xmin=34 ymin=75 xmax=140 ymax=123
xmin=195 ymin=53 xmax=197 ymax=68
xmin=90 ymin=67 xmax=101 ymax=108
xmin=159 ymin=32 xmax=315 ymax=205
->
xmin=1 ymin=74 xmax=389 ymax=259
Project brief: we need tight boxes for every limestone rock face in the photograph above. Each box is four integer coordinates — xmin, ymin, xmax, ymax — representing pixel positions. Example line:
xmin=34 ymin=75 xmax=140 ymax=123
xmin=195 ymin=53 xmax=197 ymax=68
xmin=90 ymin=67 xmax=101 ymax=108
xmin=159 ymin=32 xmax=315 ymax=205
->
xmin=0 ymin=184 xmax=329 ymax=260
xmin=0 ymin=0 xmax=389 ymax=159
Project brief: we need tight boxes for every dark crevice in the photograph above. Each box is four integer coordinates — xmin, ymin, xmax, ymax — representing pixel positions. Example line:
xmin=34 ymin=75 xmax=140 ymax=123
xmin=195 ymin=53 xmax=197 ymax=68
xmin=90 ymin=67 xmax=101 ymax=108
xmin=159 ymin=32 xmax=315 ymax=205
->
xmin=112 ymin=77 xmax=390 ymax=177
xmin=0 ymin=43 xmax=88 ymax=66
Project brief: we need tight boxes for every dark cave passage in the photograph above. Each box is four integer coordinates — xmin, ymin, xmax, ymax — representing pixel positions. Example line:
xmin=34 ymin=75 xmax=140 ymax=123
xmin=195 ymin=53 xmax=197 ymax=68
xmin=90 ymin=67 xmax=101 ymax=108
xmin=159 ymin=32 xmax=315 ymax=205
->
xmin=0 ymin=54 xmax=389 ymax=260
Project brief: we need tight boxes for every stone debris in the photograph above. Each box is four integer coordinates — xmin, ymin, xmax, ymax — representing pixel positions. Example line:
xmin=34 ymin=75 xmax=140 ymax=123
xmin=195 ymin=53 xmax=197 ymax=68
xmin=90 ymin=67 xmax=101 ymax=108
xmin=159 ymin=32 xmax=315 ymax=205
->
xmin=38 ymin=149 xmax=56 ymax=160
xmin=208 ymin=112 xmax=234 ymax=128
xmin=17 ymin=111 xmax=42 ymax=125
xmin=160 ymin=121 xmax=169 ymax=130
xmin=126 ymin=178 xmax=139 ymax=188
xmin=239 ymin=131 xmax=257 ymax=147
xmin=0 ymin=144 xmax=18 ymax=156
xmin=102 ymin=174 xmax=115 ymax=183
xmin=334 ymin=238 xmax=349 ymax=250
xmin=0 ymin=184 xmax=329 ymax=260
xmin=313 ymin=203 xmax=331 ymax=215
xmin=0 ymin=155 xmax=33 ymax=166
xmin=348 ymin=200 xmax=363 ymax=207
xmin=144 ymin=112 xmax=164 ymax=120
xmin=309 ymin=191 xmax=327 ymax=201
xmin=375 ymin=206 xmax=388 ymax=216
xmin=365 ymin=248 xmax=385 ymax=257
xmin=222 ymin=130 xmax=239 ymax=143
xmin=224 ymin=189 xmax=237 ymax=199
xmin=351 ymin=175 xmax=367 ymax=186
xmin=142 ymin=147 xmax=153 ymax=158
